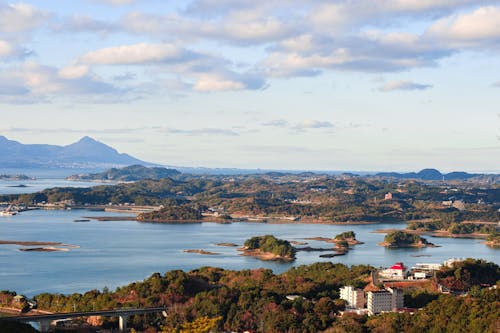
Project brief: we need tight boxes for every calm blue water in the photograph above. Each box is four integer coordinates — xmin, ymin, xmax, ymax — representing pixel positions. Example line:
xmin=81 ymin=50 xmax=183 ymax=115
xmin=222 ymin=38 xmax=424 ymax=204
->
xmin=0 ymin=209 xmax=498 ymax=297
xmin=0 ymin=179 xmax=110 ymax=195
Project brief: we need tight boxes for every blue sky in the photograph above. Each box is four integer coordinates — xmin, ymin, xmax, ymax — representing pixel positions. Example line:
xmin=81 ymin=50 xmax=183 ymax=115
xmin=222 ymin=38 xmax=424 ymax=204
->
xmin=0 ymin=0 xmax=499 ymax=172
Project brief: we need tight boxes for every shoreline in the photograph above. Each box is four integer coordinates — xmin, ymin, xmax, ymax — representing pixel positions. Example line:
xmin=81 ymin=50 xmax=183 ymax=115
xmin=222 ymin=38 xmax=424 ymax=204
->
xmin=373 ymin=228 xmax=491 ymax=240
xmin=378 ymin=241 xmax=438 ymax=248
xmin=0 ymin=240 xmax=80 ymax=252
xmin=237 ymin=247 xmax=295 ymax=262
xmin=184 ymin=249 xmax=220 ymax=255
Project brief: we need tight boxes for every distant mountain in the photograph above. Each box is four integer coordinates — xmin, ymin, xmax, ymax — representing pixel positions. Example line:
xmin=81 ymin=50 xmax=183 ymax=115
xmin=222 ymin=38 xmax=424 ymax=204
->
xmin=375 ymin=168 xmax=484 ymax=181
xmin=0 ymin=135 xmax=148 ymax=168
xmin=67 ymin=165 xmax=181 ymax=181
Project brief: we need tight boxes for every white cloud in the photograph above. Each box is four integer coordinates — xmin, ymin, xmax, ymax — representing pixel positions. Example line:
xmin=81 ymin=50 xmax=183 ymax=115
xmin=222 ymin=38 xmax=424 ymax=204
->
xmin=58 ymin=65 xmax=90 ymax=79
xmin=193 ymin=74 xmax=246 ymax=92
xmin=294 ymin=119 xmax=334 ymax=130
xmin=78 ymin=42 xmax=184 ymax=65
xmin=427 ymin=6 xmax=500 ymax=46
xmin=0 ymin=3 xmax=48 ymax=33
xmin=0 ymin=61 xmax=122 ymax=103
xmin=379 ymin=80 xmax=433 ymax=91
xmin=0 ymin=40 xmax=14 ymax=56
xmin=51 ymin=15 xmax=118 ymax=34
xmin=121 ymin=10 xmax=294 ymax=44
xmin=262 ymin=119 xmax=289 ymax=127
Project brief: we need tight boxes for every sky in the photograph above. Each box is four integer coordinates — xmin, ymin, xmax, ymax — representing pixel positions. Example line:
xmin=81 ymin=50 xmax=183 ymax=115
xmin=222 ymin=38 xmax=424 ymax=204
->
xmin=0 ymin=0 xmax=499 ymax=172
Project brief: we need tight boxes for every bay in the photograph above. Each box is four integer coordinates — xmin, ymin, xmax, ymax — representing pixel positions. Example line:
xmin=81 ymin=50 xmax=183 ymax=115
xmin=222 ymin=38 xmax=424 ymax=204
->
xmin=0 ymin=209 xmax=498 ymax=297
xmin=0 ymin=179 xmax=110 ymax=195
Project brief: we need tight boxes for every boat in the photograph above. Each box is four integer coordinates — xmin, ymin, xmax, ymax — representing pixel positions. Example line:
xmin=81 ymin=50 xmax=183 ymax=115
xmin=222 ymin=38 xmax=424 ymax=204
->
xmin=0 ymin=210 xmax=17 ymax=216
xmin=0 ymin=205 xmax=19 ymax=216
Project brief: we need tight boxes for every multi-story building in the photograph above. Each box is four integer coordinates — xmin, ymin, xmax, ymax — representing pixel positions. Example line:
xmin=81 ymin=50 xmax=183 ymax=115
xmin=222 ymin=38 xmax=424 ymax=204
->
xmin=367 ymin=288 xmax=404 ymax=314
xmin=339 ymin=286 xmax=365 ymax=308
xmin=367 ymin=290 xmax=392 ymax=314
xmin=387 ymin=287 xmax=404 ymax=310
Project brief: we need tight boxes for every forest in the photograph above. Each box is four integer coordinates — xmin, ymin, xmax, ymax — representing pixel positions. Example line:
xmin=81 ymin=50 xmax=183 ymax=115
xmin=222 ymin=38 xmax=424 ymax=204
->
xmin=1 ymin=173 xmax=499 ymax=226
xmin=1 ymin=259 xmax=498 ymax=332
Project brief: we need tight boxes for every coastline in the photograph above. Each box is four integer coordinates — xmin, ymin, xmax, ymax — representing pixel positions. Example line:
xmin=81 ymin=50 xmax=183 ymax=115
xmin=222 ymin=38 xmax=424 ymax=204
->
xmin=0 ymin=240 xmax=80 ymax=252
xmin=377 ymin=241 xmax=438 ymax=248
xmin=373 ymin=228 xmax=491 ymax=240
xmin=237 ymin=247 xmax=295 ymax=262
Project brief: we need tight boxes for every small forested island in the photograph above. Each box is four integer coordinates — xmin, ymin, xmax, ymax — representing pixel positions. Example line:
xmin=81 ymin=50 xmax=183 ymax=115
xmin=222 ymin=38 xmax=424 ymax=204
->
xmin=240 ymin=235 xmax=296 ymax=261
xmin=66 ymin=164 xmax=181 ymax=182
xmin=303 ymin=231 xmax=362 ymax=257
xmin=380 ymin=230 xmax=436 ymax=248
xmin=334 ymin=230 xmax=363 ymax=245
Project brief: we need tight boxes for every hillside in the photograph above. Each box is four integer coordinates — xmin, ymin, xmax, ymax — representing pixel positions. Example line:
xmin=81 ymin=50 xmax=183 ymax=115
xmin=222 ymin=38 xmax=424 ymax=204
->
xmin=67 ymin=165 xmax=180 ymax=181
xmin=375 ymin=168 xmax=500 ymax=183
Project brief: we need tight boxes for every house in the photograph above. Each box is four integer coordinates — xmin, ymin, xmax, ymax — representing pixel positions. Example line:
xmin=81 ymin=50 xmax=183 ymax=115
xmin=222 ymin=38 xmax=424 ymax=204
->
xmin=384 ymin=192 xmax=393 ymax=200
xmin=379 ymin=262 xmax=407 ymax=280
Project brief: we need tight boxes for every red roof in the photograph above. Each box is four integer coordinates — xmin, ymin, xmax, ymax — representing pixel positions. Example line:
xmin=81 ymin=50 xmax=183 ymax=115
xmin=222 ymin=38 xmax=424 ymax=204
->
xmin=389 ymin=262 xmax=406 ymax=270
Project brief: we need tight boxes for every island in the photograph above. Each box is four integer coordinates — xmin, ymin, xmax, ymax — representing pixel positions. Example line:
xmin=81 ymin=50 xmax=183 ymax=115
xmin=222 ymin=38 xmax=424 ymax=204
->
xmin=66 ymin=164 xmax=181 ymax=182
xmin=301 ymin=231 xmax=362 ymax=257
xmin=0 ymin=240 xmax=79 ymax=252
xmin=239 ymin=235 xmax=296 ymax=262
xmin=379 ymin=230 xmax=436 ymax=248
xmin=215 ymin=243 xmax=239 ymax=247
xmin=0 ymin=174 xmax=33 ymax=181
xmin=184 ymin=249 xmax=220 ymax=255
xmin=334 ymin=230 xmax=363 ymax=245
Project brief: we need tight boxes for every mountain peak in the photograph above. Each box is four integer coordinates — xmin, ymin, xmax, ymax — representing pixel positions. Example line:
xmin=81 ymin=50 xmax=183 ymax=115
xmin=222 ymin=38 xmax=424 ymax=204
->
xmin=0 ymin=135 xmax=149 ymax=168
xmin=76 ymin=136 xmax=100 ymax=144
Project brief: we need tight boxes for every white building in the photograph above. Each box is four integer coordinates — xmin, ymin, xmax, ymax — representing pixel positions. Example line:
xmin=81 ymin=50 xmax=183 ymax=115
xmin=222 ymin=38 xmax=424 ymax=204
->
xmin=379 ymin=262 xmax=407 ymax=280
xmin=367 ymin=288 xmax=404 ymax=315
xmin=443 ymin=258 xmax=464 ymax=268
xmin=339 ymin=286 xmax=365 ymax=309
xmin=414 ymin=263 xmax=442 ymax=271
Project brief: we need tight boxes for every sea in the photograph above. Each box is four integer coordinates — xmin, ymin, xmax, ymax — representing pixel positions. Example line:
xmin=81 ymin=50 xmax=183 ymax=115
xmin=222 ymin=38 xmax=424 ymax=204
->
xmin=0 ymin=171 xmax=498 ymax=297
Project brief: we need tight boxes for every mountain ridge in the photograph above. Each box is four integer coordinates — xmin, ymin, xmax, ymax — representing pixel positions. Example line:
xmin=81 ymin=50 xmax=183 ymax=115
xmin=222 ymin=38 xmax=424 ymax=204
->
xmin=0 ymin=135 xmax=148 ymax=168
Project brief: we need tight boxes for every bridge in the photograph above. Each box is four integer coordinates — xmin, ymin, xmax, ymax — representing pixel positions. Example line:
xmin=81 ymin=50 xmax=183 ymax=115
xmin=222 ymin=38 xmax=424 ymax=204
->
xmin=3 ymin=307 xmax=167 ymax=332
